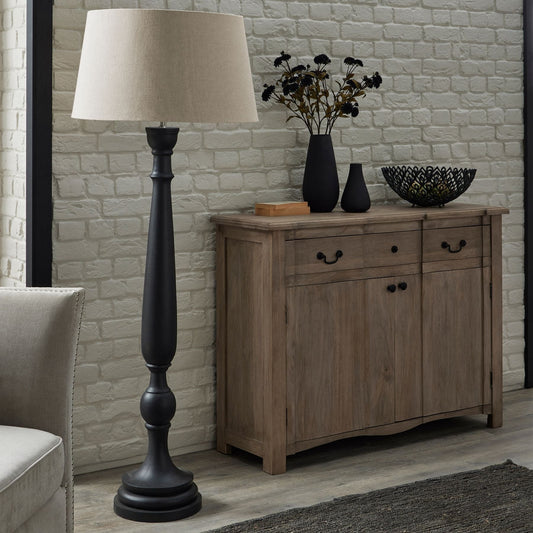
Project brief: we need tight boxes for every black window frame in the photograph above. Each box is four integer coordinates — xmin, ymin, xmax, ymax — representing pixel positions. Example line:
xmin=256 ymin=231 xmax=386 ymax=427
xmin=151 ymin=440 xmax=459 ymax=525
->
xmin=524 ymin=0 xmax=532 ymax=387
xmin=26 ymin=0 xmax=53 ymax=287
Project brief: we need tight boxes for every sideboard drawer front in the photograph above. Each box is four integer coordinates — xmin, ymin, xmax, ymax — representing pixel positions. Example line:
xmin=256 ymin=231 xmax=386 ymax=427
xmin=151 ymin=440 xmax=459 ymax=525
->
xmin=287 ymin=235 xmax=364 ymax=274
xmin=423 ymin=226 xmax=483 ymax=263
xmin=363 ymin=231 xmax=420 ymax=268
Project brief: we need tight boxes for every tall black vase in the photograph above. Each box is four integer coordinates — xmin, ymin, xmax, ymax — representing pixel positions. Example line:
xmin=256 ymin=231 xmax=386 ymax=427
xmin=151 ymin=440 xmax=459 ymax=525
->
xmin=302 ymin=134 xmax=339 ymax=212
xmin=341 ymin=163 xmax=371 ymax=213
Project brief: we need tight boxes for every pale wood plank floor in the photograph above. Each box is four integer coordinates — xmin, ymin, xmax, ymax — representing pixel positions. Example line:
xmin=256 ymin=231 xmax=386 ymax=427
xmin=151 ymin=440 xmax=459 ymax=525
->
xmin=74 ymin=389 xmax=533 ymax=533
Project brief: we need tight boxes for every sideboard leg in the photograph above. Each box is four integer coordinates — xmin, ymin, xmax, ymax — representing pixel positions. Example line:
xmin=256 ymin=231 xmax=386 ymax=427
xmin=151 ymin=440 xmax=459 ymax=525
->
xmin=488 ymin=215 xmax=503 ymax=431
xmin=217 ymin=442 xmax=233 ymax=455
xmin=487 ymin=412 xmax=502 ymax=428
xmin=262 ymin=453 xmax=286 ymax=475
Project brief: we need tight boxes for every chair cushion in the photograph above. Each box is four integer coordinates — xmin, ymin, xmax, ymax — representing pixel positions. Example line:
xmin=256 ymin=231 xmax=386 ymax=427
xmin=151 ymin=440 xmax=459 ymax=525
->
xmin=0 ymin=426 xmax=64 ymax=533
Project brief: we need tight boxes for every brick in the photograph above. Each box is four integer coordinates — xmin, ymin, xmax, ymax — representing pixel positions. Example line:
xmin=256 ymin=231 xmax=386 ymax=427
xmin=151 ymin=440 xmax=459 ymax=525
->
xmin=423 ymin=59 xmax=459 ymax=76
xmin=394 ymin=7 xmax=431 ymax=24
xmin=214 ymin=151 xmax=239 ymax=169
xmin=375 ymin=6 xmax=394 ymax=23
xmin=341 ymin=22 xmax=383 ymax=41
xmin=58 ymin=220 xmax=86 ymax=241
xmin=252 ymin=130 xmax=297 ymax=148
xmin=383 ymin=58 xmax=422 ymax=74
xmin=461 ymin=27 xmax=496 ymax=43
xmin=287 ymin=2 xmax=308 ymax=18
xmin=384 ymin=24 xmax=423 ymax=41
xmin=204 ymin=130 xmax=251 ymax=150
xmin=423 ymin=127 xmax=460 ymax=142
xmin=80 ymin=153 xmax=108 ymax=174
xmin=462 ymin=0 xmax=495 ymax=10
xmin=253 ymin=18 xmax=294 ymax=37
xmin=298 ymin=20 xmax=339 ymax=39
xmin=383 ymin=128 xmax=421 ymax=143
xmin=496 ymin=0 xmax=522 ymax=12
xmin=424 ymin=26 xmax=461 ymax=42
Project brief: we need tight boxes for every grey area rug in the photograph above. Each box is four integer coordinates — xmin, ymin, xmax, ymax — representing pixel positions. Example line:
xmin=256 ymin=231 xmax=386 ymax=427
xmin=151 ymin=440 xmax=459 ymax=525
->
xmin=207 ymin=461 xmax=533 ymax=533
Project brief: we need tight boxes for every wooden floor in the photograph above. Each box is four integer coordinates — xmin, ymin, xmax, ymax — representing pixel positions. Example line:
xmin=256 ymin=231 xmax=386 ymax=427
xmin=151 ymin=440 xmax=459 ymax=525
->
xmin=74 ymin=389 xmax=533 ymax=533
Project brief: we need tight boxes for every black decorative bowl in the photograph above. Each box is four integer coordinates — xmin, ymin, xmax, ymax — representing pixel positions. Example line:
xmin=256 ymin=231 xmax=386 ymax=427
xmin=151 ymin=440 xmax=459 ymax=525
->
xmin=381 ymin=165 xmax=476 ymax=207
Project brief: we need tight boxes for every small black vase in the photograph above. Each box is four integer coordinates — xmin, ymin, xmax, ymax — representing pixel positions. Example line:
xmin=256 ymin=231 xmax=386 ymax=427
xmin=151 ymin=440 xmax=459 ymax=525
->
xmin=302 ymin=134 xmax=339 ymax=212
xmin=341 ymin=163 xmax=371 ymax=213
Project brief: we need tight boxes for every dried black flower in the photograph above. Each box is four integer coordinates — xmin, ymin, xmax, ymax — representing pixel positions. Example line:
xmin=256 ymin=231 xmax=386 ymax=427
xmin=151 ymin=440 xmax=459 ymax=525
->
xmin=372 ymin=72 xmax=383 ymax=88
xmin=344 ymin=57 xmax=363 ymax=67
xmin=282 ymin=77 xmax=298 ymax=87
xmin=351 ymin=106 xmax=359 ymax=118
xmin=282 ymin=83 xmax=299 ymax=95
xmin=291 ymin=64 xmax=306 ymax=73
xmin=341 ymin=102 xmax=353 ymax=114
xmin=301 ymin=75 xmax=314 ymax=87
xmin=274 ymin=51 xmax=291 ymax=67
xmin=363 ymin=75 xmax=374 ymax=88
xmin=313 ymin=54 xmax=331 ymax=65
xmin=261 ymin=85 xmax=276 ymax=101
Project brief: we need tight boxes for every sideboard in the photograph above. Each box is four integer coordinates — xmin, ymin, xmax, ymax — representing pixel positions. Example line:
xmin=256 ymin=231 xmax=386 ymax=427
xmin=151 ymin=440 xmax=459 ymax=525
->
xmin=212 ymin=204 xmax=508 ymax=474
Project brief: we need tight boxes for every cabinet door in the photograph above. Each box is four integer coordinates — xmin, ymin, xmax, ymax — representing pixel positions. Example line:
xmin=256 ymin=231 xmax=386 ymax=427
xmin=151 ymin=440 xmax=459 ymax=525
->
xmin=387 ymin=274 xmax=422 ymax=423
xmin=287 ymin=274 xmax=422 ymax=444
xmin=287 ymin=281 xmax=365 ymax=442
xmin=422 ymin=268 xmax=486 ymax=416
xmin=364 ymin=275 xmax=422 ymax=426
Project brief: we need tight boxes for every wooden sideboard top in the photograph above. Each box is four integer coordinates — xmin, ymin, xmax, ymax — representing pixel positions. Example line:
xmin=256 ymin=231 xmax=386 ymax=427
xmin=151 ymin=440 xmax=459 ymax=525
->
xmin=211 ymin=203 xmax=509 ymax=231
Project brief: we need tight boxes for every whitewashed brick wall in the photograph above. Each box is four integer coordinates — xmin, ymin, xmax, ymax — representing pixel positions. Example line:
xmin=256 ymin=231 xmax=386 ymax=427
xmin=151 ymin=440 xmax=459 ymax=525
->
xmin=52 ymin=0 xmax=525 ymax=474
xmin=0 ymin=0 xmax=26 ymax=287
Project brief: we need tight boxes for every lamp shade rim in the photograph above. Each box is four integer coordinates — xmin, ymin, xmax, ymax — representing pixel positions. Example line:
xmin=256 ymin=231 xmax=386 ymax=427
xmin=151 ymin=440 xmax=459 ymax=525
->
xmin=85 ymin=7 xmax=245 ymax=19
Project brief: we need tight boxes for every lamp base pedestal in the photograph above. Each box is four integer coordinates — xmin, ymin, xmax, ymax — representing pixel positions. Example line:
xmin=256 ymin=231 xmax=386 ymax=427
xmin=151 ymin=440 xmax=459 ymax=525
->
xmin=114 ymin=498 xmax=202 ymax=523
xmin=113 ymin=127 xmax=202 ymax=523
xmin=114 ymin=476 xmax=201 ymax=523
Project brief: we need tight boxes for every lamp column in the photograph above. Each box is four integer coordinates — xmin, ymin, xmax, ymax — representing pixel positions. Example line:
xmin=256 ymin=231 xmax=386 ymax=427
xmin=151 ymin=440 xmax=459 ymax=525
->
xmin=114 ymin=127 xmax=202 ymax=522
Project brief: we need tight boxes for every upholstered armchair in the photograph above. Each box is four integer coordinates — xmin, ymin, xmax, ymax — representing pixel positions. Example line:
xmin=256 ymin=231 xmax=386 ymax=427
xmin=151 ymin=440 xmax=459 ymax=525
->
xmin=0 ymin=288 xmax=84 ymax=533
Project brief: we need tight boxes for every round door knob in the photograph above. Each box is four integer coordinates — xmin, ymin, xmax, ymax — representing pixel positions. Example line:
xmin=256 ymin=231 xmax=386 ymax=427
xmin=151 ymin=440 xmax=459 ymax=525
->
xmin=398 ymin=282 xmax=407 ymax=291
xmin=391 ymin=245 xmax=398 ymax=253
xmin=387 ymin=284 xmax=397 ymax=293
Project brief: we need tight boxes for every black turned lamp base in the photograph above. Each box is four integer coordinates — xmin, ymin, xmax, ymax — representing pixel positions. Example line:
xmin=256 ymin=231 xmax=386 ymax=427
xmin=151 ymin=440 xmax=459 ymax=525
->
xmin=114 ymin=448 xmax=201 ymax=522
xmin=113 ymin=127 xmax=202 ymax=523
xmin=114 ymin=483 xmax=201 ymax=523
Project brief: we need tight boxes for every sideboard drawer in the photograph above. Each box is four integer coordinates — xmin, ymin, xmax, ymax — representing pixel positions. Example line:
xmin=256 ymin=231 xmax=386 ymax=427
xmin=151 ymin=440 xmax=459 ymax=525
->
xmin=423 ymin=226 xmax=483 ymax=263
xmin=287 ymin=235 xmax=364 ymax=275
xmin=363 ymin=231 xmax=420 ymax=268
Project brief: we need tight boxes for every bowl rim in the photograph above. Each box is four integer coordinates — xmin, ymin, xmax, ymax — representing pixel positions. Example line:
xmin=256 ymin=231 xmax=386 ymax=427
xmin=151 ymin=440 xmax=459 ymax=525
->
xmin=381 ymin=165 xmax=477 ymax=172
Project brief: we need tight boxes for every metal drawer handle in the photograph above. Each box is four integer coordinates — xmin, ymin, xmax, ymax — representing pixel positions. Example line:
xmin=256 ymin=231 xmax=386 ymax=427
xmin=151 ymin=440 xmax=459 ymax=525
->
xmin=387 ymin=284 xmax=397 ymax=293
xmin=398 ymin=282 xmax=407 ymax=291
xmin=441 ymin=239 xmax=467 ymax=253
xmin=316 ymin=250 xmax=343 ymax=265
xmin=391 ymin=245 xmax=399 ymax=253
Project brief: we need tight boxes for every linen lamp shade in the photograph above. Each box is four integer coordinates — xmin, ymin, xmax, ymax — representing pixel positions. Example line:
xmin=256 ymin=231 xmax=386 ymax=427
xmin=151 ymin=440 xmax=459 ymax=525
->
xmin=72 ymin=9 xmax=258 ymax=124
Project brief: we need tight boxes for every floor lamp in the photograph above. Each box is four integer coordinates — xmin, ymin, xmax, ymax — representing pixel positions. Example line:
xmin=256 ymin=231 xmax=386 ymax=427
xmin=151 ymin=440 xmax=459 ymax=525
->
xmin=72 ymin=9 xmax=258 ymax=522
